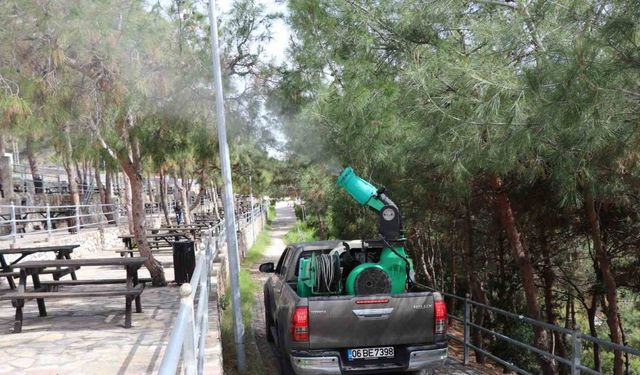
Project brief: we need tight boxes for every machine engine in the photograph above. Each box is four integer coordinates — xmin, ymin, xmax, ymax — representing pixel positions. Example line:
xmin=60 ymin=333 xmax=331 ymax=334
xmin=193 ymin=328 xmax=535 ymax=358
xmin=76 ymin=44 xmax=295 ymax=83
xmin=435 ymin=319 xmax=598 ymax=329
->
xmin=296 ymin=167 xmax=414 ymax=298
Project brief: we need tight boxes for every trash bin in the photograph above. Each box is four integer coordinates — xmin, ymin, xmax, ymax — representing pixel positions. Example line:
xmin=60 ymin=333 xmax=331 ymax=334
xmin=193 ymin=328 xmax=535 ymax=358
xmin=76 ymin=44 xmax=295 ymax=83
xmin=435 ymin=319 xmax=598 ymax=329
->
xmin=33 ymin=176 xmax=44 ymax=194
xmin=172 ymin=240 xmax=196 ymax=285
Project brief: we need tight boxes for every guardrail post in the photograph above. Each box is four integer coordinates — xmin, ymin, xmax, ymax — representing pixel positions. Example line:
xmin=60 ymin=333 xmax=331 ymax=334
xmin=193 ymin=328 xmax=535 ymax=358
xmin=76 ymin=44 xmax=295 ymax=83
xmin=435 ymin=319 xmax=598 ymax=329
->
xmin=251 ymin=208 xmax=256 ymax=245
xmin=198 ymin=251 xmax=210 ymax=374
xmin=46 ymin=204 xmax=52 ymax=241
xmin=97 ymin=204 xmax=103 ymax=231
xmin=463 ymin=294 xmax=471 ymax=365
xmin=75 ymin=202 xmax=80 ymax=234
xmin=571 ymin=330 xmax=582 ymax=375
xmin=115 ymin=203 xmax=120 ymax=226
xmin=10 ymin=201 xmax=17 ymax=244
xmin=180 ymin=284 xmax=197 ymax=375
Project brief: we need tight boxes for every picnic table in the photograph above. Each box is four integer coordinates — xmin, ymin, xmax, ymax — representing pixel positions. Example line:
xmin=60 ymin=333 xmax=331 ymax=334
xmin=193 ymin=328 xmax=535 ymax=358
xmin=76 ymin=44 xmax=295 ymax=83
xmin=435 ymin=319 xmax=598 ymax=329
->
xmin=1 ymin=257 xmax=147 ymax=332
xmin=118 ymin=232 xmax=192 ymax=250
xmin=0 ymin=245 xmax=80 ymax=289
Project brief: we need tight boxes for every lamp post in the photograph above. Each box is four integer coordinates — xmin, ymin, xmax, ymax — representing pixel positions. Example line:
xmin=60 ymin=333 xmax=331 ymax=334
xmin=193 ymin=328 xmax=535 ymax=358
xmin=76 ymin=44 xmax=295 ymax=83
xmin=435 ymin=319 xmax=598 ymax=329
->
xmin=207 ymin=0 xmax=246 ymax=371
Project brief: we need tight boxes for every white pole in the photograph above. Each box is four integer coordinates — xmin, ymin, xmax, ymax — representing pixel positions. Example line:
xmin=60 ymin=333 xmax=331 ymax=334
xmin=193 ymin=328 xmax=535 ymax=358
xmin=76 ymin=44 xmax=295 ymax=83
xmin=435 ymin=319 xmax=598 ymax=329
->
xmin=46 ymin=204 xmax=52 ymax=241
xmin=207 ymin=0 xmax=246 ymax=371
xmin=10 ymin=201 xmax=17 ymax=244
xmin=75 ymin=202 xmax=80 ymax=234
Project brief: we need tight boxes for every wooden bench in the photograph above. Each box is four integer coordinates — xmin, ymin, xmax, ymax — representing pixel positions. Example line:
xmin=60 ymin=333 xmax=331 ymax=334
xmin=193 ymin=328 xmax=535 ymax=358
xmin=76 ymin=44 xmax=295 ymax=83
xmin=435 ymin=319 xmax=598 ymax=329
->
xmin=41 ymin=277 xmax=153 ymax=289
xmin=1 ymin=285 xmax=144 ymax=331
xmin=3 ymin=257 xmax=147 ymax=332
xmin=0 ymin=245 xmax=80 ymax=289
xmin=114 ymin=248 xmax=172 ymax=257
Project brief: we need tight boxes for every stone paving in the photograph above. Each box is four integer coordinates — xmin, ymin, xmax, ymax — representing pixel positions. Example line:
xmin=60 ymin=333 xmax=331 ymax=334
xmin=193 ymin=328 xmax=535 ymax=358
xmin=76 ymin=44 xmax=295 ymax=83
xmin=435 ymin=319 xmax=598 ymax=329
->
xmin=0 ymin=250 xmax=222 ymax=375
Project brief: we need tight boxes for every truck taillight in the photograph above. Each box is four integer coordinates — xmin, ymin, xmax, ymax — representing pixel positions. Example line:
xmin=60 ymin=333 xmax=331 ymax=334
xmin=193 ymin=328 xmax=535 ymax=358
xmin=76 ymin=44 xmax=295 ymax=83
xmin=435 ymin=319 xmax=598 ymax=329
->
xmin=291 ymin=306 xmax=309 ymax=341
xmin=434 ymin=300 xmax=447 ymax=335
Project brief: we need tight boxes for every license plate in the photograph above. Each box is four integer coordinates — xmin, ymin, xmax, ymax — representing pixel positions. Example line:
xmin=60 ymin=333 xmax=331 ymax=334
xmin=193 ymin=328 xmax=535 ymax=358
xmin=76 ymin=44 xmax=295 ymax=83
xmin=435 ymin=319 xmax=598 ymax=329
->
xmin=347 ymin=346 xmax=394 ymax=361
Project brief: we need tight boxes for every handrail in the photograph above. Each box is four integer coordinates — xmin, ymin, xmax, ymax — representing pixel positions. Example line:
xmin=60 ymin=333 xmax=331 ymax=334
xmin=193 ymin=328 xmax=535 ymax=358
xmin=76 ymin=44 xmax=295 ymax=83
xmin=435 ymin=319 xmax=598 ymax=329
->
xmin=159 ymin=204 xmax=264 ymax=374
xmin=435 ymin=289 xmax=640 ymax=374
xmin=0 ymin=202 xmax=120 ymax=242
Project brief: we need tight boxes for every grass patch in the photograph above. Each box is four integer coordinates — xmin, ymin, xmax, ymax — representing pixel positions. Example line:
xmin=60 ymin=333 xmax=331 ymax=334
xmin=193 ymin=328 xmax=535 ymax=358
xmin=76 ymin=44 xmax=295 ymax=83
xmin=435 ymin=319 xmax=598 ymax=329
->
xmin=267 ymin=205 xmax=276 ymax=225
xmin=220 ymin=273 xmax=267 ymax=374
xmin=284 ymin=220 xmax=317 ymax=244
xmin=244 ymin=228 xmax=271 ymax=264
xmin=221 ymin=220 xmax=274 ymax=374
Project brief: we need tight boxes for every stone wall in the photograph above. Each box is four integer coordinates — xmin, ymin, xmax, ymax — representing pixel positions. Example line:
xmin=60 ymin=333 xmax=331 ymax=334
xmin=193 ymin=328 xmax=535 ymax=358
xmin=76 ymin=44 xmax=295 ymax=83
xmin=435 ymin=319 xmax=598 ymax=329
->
xmin=214 ymin=209 xmax=267 ymax=324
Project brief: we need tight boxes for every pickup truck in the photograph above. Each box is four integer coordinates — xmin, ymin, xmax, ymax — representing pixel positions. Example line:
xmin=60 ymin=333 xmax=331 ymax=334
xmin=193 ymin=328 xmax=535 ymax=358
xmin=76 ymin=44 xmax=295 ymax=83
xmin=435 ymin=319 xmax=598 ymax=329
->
xmin=260 ymin=240 xmax=448 ymax=375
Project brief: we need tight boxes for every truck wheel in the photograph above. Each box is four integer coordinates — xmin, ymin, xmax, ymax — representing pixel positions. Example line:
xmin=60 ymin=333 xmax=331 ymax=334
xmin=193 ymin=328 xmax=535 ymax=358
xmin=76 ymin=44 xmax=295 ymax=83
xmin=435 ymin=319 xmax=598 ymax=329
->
xmin=264 ymin=297 xmax=274 ymax=342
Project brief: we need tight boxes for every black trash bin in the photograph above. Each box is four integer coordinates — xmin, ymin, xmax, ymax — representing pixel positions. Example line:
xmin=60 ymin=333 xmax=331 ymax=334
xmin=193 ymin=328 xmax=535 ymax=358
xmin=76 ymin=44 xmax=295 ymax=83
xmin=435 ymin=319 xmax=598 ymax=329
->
xmin=172 ymin=240 xmax=196 ymax=284
xmin=34 ymin=176 xmax=44 ymax=194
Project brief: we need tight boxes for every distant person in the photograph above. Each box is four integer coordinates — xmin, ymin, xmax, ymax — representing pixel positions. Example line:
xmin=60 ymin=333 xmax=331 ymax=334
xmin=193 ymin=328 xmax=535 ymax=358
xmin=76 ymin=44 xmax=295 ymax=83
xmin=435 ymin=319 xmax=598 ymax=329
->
xmin=0 ymin=182 xmax=3 ymax=198
xmin=175 ymin=202 xmax=183 ymax=224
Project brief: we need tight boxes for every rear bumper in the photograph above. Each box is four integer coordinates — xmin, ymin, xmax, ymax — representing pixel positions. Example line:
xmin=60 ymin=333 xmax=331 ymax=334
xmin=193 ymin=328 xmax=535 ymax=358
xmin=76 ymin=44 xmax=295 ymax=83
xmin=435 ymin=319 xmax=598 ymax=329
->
xmin=290 ymin=344 xmax=448 ymax=375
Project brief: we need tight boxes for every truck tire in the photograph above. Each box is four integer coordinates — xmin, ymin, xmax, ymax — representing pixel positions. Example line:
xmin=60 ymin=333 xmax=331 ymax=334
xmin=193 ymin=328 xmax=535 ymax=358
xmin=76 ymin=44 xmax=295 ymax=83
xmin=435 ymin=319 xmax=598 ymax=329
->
xmin=264 ymin=293 xmax=274 ymax=342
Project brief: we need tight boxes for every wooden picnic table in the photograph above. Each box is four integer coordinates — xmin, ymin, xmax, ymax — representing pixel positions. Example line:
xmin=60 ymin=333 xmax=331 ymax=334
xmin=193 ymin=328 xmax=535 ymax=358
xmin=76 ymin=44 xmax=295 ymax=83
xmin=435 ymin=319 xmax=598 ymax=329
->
xmin=0 ymin=244 xmax=80 ymax=289
xmin=2 ymin=257 xmax=147 ymax=332
xmin=118 ymin=232 xmax=192 ymax=250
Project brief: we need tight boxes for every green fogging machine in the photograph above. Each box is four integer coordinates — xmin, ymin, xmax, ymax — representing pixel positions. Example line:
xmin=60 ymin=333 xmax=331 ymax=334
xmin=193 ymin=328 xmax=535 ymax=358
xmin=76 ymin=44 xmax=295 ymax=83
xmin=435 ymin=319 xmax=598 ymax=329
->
xmin=297 ymin=167 xmax=414 ymax=297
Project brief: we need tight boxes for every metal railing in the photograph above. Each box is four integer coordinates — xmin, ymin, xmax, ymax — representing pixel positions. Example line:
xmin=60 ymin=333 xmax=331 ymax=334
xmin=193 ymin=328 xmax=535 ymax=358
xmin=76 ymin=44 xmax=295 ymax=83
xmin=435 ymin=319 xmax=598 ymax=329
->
xmin=0 ymin=203 xmax=120 ymax=242
xmin=439 ymin=291 xmax=640 ymax=375
xmin=159 ymin=204 xmax=265 ymax=374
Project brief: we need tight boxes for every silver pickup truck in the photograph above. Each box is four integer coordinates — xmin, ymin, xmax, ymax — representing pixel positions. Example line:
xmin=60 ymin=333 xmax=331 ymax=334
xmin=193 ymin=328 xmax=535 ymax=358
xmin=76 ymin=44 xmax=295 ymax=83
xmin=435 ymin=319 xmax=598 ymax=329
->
xmin=260 ymin=240 xmax=448 ymax=375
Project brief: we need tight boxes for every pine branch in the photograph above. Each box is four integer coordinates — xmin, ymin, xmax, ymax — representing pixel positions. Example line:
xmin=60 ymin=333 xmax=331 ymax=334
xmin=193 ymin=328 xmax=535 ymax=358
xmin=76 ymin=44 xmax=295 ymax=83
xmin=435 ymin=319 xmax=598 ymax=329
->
xmin=474 ymin=0 xmax=518 ymax=10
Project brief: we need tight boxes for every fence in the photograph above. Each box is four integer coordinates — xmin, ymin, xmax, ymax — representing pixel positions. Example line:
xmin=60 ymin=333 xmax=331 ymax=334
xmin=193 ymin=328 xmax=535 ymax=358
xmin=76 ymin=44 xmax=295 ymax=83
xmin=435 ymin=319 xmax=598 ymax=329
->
xmin=159 ymin=204 xmax=265 ymax=375
xmin=439 ymin=291 xmax=640 ymax=375
xmin=0 ymin=203 xmax=120 ymax=242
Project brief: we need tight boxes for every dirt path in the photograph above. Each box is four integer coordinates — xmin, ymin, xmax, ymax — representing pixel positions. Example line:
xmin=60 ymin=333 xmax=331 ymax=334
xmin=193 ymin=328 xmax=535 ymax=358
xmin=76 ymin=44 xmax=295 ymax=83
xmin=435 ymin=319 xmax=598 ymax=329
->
xmin=248 ymin=202 xmax=296 ymax=373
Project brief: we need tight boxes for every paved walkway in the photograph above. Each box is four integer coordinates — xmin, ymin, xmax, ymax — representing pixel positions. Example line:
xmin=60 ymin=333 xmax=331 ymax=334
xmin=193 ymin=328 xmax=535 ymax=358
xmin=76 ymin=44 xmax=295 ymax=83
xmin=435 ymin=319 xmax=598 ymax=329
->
xmin=0 ymin=250 xmax=221 ymax=375
xmin=262 ymin=203 xmax=296 ymax=260
xmin=247 ymin=202 xmax=296 ymax=374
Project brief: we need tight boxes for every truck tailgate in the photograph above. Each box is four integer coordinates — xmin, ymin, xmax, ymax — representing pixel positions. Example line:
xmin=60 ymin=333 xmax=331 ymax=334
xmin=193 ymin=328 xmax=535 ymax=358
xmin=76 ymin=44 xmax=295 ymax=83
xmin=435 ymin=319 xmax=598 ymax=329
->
xmin=307 ymin=292 xmax=435 ymax=349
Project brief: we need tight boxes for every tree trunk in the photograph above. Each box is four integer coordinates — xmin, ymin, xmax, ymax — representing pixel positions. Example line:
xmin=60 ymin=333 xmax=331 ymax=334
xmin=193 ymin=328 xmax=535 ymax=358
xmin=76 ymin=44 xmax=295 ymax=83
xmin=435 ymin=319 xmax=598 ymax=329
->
xmin=95 ymin=161 xmax=106 ymax=204
xmin=75 ymin=161 xmax=83 ymax=196
xmin=158 ymin=168 xmax=171 ymax=225
xmin=464 ymin=203 xmax=488 ymax=364
xmin=26 ymin=135 xmax=42 ymax=194
xmin=449 ymin=237 xmax=456 ymax=312
xmin=212 ymin=184 xmax=221 ymax=221
xmin=62 ymin=123 xmax=80 ymax=207
xmin=104 ymin=169 xmax=115 ymax=223
xmin=94 ymin=161 xmax=114 ymax=223
xmin=189 ymin=180 xmax=206 ymax=212
xmin=583 ymin=189 xmax=623 ymax=375
xmin=122 ymin=166 xmax=166 ymax=286
xmin=587 ymin=297 xmax=602 ymax=372
xmin=175 ymin=167 xmax=191 ymax=225
xmin=123 ymin=172 xmax=134 ymax=234
xmin=490 ymin=175 xmax=556 ymax=375
xmin=0 ymin=133 xmax=7 ymax=199
xmin=540 ymin=224 xmax=567 ymax=373
xmin=146 ymin=174 xmax=154 ymax=203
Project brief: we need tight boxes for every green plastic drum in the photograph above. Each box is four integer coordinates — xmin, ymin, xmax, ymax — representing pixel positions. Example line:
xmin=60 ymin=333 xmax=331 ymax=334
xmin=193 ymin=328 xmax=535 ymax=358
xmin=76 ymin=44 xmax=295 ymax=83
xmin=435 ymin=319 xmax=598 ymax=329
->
xmin=345 ymin=247 xmax=411 ymax=295
xmin=337 ymin=167 xmax=384 ymax=211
